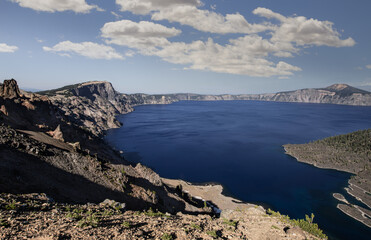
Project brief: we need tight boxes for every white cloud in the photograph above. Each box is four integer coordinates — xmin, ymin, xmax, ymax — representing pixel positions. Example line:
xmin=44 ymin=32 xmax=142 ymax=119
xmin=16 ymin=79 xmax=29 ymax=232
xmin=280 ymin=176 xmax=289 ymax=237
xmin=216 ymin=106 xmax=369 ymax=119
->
xmin=149 ymin=38 xmax=301 ymax=77
xmin=254 ymin=7 xmax=355 ymax=47
xmin=0 ymin=43 xmax=18 ymax=53
xmin=116 ymin=0 xmax=271 ymax=34
xmin=105 ymin=4 xmax=354 ymax=77
xmin=101 ymin=20 xmax=181 ymax=49
xmin=104 ymin=25 xmax=301 ymax=77
xmin=43 ymin=41 xmax=124 ymax=60
xmin=11 ymin=0 xmax=103 ymax=13
xmin=366 ymin=65 xmax=371 ymax=69
xmin=116 ymin=0 xmax=201 ymax=15
xmin=151 ymin=5 xmax=271 ymax=34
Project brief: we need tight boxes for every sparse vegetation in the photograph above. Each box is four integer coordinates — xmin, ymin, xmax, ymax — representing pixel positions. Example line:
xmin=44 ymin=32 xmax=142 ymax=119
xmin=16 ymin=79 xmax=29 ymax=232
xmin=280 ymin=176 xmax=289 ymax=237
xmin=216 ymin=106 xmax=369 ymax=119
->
xmin=0 ymin=219 xmax=10 ymax=227
xmin=144 ymin=207 xmax=169 ymax=218
xmin=4 ymin=200 xmax=17 ymax=210
xmin=223 ymin=219 xmax=238 ymax=229
xmin=267 ymin=209 xmax=327 ymax=239
xmin=77 ymin=213 xmax=99 ymax=228
xmin=190 ymin=223 xmax=202 ymax=230
xmin=37 ymin=83 xmax=80 ymax=96
xmin=161 ymin=233 xmax=173 ymax=240
xmin=121 ymin=221 xmax=131 ymax=228
xmin=206 ymin=230 xmax=218 ymax=238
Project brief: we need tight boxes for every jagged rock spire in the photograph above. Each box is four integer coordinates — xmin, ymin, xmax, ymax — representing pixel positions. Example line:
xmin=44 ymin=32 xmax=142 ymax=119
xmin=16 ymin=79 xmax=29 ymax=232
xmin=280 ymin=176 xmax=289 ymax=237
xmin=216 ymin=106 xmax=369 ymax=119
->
xmin=0 ymin=79 xmax=21 ymax=99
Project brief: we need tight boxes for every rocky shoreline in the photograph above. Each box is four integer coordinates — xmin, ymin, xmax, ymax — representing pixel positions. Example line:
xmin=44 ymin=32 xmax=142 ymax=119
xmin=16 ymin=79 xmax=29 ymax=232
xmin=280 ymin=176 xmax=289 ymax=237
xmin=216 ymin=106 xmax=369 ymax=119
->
xmin=283 ymin=130 xmax=371 ymax=229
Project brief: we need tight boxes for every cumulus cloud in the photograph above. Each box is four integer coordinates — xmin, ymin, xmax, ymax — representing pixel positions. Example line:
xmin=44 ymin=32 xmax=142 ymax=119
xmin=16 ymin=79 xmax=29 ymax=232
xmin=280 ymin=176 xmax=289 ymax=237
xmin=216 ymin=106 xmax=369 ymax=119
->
xmin=101 ymin=20 xmax=181 ymax=49
xmin=151 ymin=6 xmax=271 ymax=34
xmin=102 ymin=22 xmax=301 ymax=77
xmin=106 ymin=3 xmax=354 ymax=77
xmin=149 ymin=37 xmax=301 ymax=77
xmin=43 ymin=41 xmax=124 ymax=60
xmin=11 ymin=0 xmax=103 ymax=13
xmin=254 ymin=7 xmax=355 ymax=47
xmin=0 ymin=43 xmax=18 ymax=53
xmin=116 ymin=0 xmax=271 ymax=34
xmin=366 ymin=65 xmax=371 ymax=69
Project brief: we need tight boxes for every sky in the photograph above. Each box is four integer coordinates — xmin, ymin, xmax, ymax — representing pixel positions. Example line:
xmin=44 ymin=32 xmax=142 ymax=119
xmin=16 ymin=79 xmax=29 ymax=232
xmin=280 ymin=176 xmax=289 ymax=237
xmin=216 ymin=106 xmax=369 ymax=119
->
xmin=0 ymin=0 xmax=371 ymax=94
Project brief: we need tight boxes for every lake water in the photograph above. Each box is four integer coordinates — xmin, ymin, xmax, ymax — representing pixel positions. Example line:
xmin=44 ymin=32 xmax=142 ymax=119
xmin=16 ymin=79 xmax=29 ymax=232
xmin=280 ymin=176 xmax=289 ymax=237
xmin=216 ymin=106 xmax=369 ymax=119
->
xmin=106 ymin=101 xmax=371 ymax=240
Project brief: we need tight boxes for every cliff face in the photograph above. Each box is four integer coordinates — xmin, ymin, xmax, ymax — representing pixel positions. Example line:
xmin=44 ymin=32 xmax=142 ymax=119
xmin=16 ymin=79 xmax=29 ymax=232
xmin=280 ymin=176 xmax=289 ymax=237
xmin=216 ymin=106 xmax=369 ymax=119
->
xmin=250 ymin=84 xmax=371 ymax=106
xmin=40 ymin=81 xmax=133 ymax=136
xmin=122 ymin=84 xmax=371 ymax=106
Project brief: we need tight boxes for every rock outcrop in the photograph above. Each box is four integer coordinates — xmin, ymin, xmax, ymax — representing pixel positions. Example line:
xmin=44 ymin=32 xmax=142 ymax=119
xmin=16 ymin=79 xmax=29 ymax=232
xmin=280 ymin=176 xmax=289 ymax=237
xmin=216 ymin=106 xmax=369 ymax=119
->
xmin=39 ymin=81 xmax=133 ymax=136
xmin=0 ymin=79 xmax=21 ymax=99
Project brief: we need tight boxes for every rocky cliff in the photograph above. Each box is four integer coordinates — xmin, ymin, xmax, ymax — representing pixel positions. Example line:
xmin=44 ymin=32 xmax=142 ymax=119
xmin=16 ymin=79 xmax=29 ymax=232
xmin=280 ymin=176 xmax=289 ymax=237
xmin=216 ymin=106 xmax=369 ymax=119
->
xmin=123 ymin=84 xmax=371 ymax=106
xmin=248 ymin=84 xmax=371 ymax=106
xmin=39 ymin=81 xmax=133 ymax=136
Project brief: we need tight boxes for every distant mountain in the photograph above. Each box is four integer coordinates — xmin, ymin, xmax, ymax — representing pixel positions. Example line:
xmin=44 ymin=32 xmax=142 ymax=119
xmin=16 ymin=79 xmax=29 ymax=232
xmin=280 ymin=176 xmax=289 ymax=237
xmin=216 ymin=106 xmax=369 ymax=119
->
xmin=125 ymin=83 xmax=371 ymax=106
xmin=247 ymin=83 xmax=371 ymax=106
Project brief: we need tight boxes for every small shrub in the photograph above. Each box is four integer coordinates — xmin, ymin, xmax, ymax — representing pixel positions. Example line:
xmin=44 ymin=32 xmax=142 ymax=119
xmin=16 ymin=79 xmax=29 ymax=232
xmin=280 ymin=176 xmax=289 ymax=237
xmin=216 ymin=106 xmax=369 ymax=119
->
xmin=77 ymin=213 xmax=99 ymax=228
xmin=5 ymin=200 xmax=17 ymax=210
xmin=161 ymin=233 xmax=173 ymax=240
xmin=122 ymin=221 xmax=131 ymax=228
xmin=190 ymin=223 xmax=202 ymax=230
xmin=267 ymin=209 xmax=327 ymax=239
xmin=206 ymin=230 xmax=218 ymax=238
xmin=144 ymin=207 xmax=168 ymax=218
xmin=66 ymin=212 xmax=83 ymax=221
xmin=102 ymin=209 xmax=115 ymax=216
xmin=223 ymin=219 xmax=238 ymax=229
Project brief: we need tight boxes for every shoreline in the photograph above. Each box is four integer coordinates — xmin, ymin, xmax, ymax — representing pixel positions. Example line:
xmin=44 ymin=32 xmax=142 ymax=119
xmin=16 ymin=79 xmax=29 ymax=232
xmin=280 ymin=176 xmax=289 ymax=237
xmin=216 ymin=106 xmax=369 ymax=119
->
xmin=161 ymin=178 xmax=263 ymax=213
xmin=283 ymin=145 xmax=371 ymax=229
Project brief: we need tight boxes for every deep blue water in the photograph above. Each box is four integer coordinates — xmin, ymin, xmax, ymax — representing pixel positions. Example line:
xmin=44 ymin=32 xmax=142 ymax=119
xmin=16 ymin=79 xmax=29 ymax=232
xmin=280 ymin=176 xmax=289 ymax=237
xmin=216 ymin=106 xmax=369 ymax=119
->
xmin=106 ymin=101 xmax=371 ymax=240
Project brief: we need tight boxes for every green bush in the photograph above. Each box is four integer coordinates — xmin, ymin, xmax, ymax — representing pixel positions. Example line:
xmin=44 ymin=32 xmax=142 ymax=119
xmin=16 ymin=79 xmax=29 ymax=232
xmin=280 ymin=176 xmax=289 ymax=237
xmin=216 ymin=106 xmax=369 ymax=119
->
xmin=206 ymin=230 xmax=218 ymax=238
xmin=161 ymin=233 xmax=173 ymax=240
xmin=77 ymin=213 xmax=99 ymax=228
xmin=267 ymin=209 xmax=327 ymax=239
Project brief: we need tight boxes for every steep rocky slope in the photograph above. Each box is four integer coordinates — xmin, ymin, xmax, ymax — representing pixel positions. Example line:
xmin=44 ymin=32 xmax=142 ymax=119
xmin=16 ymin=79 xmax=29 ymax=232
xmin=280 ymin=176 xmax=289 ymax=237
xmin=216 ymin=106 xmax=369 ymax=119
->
xmin=0 ymin=79 xmax=201 ymax=214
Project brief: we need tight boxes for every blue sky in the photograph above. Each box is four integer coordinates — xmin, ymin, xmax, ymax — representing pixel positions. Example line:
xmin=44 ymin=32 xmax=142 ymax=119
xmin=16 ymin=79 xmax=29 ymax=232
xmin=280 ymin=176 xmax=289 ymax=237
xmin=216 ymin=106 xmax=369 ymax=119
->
xmin=0 ymin=0 xmax=370 ymax=94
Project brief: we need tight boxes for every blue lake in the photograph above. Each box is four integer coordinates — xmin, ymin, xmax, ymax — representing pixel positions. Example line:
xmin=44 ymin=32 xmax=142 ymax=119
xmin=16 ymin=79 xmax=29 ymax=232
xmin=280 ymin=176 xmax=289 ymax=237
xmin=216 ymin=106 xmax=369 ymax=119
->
xmin=106 ymin=101 xmax=371 ymax=240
